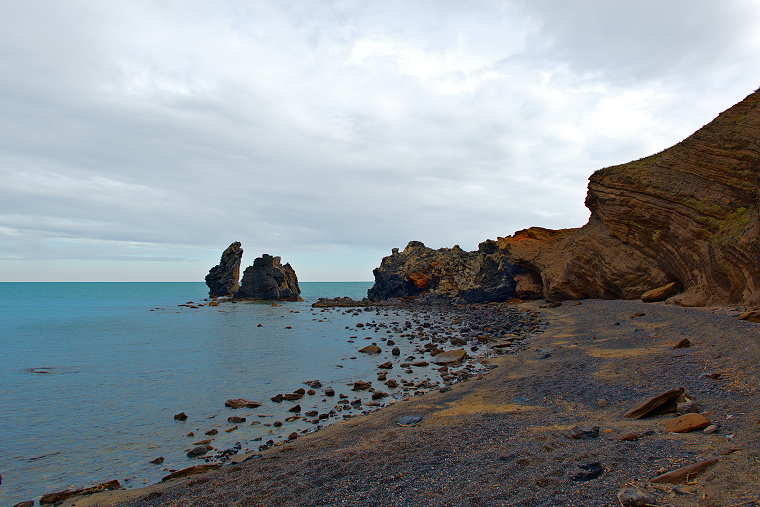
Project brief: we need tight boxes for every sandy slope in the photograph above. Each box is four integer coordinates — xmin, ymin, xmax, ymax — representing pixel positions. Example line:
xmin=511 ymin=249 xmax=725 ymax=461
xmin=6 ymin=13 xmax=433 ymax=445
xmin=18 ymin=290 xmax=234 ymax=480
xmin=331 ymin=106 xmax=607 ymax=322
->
xmin=64 ymin=299 xmax=760 ymax=507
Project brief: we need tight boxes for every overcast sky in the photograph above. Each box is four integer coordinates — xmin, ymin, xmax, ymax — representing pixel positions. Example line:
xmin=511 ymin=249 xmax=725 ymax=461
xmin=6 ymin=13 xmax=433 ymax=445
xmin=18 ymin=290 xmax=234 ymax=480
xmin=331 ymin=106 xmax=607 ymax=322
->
xmin=1 ymin=1 xmax=759 ymax=282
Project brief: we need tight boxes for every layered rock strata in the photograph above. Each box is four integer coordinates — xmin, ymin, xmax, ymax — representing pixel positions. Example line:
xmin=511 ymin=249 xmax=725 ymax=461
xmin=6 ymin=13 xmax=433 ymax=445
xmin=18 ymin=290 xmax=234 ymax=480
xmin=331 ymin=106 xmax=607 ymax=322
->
xmin=205 ymin=242 xmax=244 ymax=297
xmin=237 ymin=254 xmax=302 ymax=301
xmin=369 ymin=87 xmax=760 ymax=306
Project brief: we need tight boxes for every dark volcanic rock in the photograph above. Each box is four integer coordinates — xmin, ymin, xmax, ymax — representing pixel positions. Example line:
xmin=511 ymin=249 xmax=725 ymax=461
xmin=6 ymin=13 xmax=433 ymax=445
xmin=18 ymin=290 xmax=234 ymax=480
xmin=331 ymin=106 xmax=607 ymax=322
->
xmin=236 ymin=254 xmax=302 ymax=301
xmin=205 ymin=242 xmax=244 ymax=297
xmin=367 ymin=240 xmax=529 ymax=303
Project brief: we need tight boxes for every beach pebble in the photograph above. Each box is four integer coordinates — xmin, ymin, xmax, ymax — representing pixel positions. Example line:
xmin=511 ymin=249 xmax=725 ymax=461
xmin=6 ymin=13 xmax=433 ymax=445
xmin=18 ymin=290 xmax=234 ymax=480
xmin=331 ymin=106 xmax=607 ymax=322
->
xmin=174 ymin=412 xmax=188 ymax=421
xmin=149 ymin=457 xmax=164 ymax=464
xmin=704 ymin=424 xmax=720 ymax=434
xmin=205 ymin=429 xmax=218 ymax=436
xmin=288 ymin=404 xmax=301 ymax=413
xmin=324 ymin=388 xmax=335 ymax=396
xmin=187 ymin=446 xmax=208 ymax=458
xmin=571 ymin=462 xmax=604 ymax=481
xmin=228 ymin=416 xmax=246 ymax=423
xmin=564 ymin=426 xmax=599 ymax=439
xmin=392 ymin=347 xmax=401 ymax=356
xmin=616 ymin=487 xmax=656 ymax=507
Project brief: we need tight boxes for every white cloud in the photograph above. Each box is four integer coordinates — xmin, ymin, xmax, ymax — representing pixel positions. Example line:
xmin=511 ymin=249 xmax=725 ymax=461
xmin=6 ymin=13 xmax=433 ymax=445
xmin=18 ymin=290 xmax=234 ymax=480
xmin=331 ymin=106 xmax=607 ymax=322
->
xmin=1 ymin=0 xmax=759 ymax=281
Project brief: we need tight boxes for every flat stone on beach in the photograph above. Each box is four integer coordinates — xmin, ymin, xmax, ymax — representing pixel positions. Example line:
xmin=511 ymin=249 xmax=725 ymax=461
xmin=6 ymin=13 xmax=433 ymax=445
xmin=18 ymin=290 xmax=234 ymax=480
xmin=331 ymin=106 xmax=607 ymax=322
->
xmin=397 ymin=415 xmax=422 ymax=426
xmin=432 ymin=349 xmax=467 ymax=366
xmin=663 ymin=413 xmax=710 ymax=433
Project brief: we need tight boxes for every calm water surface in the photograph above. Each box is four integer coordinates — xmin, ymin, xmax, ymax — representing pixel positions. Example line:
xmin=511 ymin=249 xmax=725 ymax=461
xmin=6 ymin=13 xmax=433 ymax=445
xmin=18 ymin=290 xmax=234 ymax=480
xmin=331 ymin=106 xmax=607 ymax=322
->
xmin=0 ymin=282 xmax=443 ymax=505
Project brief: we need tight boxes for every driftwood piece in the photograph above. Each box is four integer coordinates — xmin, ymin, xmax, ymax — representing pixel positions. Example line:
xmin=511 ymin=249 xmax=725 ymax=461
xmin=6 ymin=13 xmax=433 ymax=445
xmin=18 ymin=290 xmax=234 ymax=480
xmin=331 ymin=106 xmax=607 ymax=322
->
xmin=650 ymin=459 xmax=719 ymax=484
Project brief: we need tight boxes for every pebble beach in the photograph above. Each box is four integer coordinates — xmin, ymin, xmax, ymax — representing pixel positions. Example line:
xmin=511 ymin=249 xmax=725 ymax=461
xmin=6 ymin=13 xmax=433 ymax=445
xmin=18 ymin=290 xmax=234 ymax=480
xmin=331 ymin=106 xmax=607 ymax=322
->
xmin=54 ymin=298 xmax=760 ymax=507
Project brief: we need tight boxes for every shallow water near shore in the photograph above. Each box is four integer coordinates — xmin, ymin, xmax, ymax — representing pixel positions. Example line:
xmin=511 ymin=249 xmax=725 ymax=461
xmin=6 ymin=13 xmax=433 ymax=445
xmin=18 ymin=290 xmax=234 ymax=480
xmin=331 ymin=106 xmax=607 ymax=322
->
xmin=0 ymin=281 xmax=457 ymax=506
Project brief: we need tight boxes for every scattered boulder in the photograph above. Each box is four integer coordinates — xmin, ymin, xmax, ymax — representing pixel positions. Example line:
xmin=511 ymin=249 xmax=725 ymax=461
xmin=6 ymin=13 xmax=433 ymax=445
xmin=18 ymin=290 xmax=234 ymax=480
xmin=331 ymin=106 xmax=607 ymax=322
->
xmin=570 ymin=462 xmax=604 ymax=481
xmin=187 ymin=446 xmax=209 ymax=458
xmin=663 ymin=413 xmax=711 ymax=433
xmin=640 ymin=281 xmax=682 ymax=302
xmin=162 ymin=464 xmax=220 ymax=482
xmin=228 ymin=416 xmax=246 ymax=423
xmin=624 ymin=388 xmax=684 ymax=419
xmin=149 ymin=456 xmax=164 ymax=464
xmin=205 ymin=242 xmax=244 ymax=297
xmin=431 ymin=349 xmax=467 ymax=366
xmin=617 ymin=487 xmax=656 ymax=507
xmin=225 ymin=399 xmax=262 ymax=409
xmin=397 ymin=415 xmax=423 ymax=426
xmin=739 ymin=309 xmax=760 ymax=322
xmin=672 ymin=338 xmax=691 ymax=349
xmin=359 ymin=345 xmax=381 ymax=354
xmin=564 ymin=426 xmax=600 ymax=440
xmin=392 ymin=347 xmax=401 ymax=356
xmin=353 ymin=381 xmax=372 ymax=391
xmin=236 ymin=254 xmax=302 ymax=301
xmin=174 ymin=412 xmax=188 ymax=421
xmin=288 ymin=404 xmax=301 ymax=413
xmin=39 ymin=480 xmax=121 ymax=505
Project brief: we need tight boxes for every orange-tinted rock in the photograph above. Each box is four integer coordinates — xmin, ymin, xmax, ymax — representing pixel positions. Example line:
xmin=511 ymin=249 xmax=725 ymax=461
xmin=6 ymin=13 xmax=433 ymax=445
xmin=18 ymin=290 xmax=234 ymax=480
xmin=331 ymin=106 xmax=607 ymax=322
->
xmin=641 ymin=282 xmax=682 ymax=302
xmin=739 ymin=309 xmax=760 ymax=323
xmin=663 ymin=413 xmax=711 ymax=433
xmin=359 ymin=345 xmax=381 ymax=354
xmin=624 ymin=388 xmax=684 ymax=419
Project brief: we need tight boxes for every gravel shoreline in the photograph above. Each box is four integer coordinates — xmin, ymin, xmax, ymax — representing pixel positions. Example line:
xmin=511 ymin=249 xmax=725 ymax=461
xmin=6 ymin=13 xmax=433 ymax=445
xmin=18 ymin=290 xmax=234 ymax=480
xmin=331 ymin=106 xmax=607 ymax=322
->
xmin=62 ymin=299 xmax=760 ymax=507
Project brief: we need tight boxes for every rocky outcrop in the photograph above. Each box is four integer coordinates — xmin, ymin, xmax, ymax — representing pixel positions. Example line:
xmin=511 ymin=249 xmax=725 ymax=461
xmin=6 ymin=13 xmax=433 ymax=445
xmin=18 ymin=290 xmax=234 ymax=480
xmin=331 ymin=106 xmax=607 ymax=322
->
xmin=367 ymin=240 xmax=528 ymax=303
xmin=237 ymin=254 xmax=302 ymax=301
xmin=501 ymin=86 xmax=760 ymax=306
xmin=369 ymin=87 xmax=760 ymax=306
xmin=205 ymin=242 xmax=244 ymax=297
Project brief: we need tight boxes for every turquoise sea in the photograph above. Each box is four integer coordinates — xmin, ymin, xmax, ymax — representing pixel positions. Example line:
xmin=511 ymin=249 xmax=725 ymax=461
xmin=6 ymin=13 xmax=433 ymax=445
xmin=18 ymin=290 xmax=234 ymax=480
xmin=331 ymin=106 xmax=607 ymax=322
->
xmin=0 ymin=281 xmax=450 ymax=506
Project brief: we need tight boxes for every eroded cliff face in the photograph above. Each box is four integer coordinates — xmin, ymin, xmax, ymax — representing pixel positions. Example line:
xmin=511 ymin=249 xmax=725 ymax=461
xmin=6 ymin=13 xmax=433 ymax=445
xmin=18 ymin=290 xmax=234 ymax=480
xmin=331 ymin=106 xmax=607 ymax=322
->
xmin=205 ymin=242 xmax=244 ymax=297
xmin=502 ymin=87 xmax=760 ymax=306
xmin=367 ymin=240 xmax=527 ymax=303
xmin=370 ymin=87 xmax=760 ymax=306
xmin=237 ymin=254 xmax=302 ymax=301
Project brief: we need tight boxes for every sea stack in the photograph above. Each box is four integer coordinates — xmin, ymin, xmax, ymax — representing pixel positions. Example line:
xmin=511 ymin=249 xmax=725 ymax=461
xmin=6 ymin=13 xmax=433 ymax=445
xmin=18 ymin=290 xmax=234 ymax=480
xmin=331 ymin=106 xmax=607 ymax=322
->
xmin=237 ymin=254 xmax=302 ymax=301
xmin=205 ymin=242 xmax=244 ymax=297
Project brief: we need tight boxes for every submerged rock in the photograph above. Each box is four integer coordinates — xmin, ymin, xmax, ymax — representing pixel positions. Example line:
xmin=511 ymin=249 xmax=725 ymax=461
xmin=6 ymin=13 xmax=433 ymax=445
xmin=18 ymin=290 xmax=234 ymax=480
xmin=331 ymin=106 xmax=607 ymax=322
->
xmin=205 ymin=242 xmax=244 ymax=297
xmin=236 ymin=254 xmax=302 ymax=301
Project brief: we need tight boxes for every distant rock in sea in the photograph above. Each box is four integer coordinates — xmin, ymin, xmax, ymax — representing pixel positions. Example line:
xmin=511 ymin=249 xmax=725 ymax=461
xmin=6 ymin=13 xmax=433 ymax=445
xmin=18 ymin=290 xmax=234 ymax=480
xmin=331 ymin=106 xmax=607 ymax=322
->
xmin=236 ymin=254 xmax=302 ymax=301
xmin=205 ymin=242 xmax=244 ymax=297
xmin=368 ymin=86 xmax=760 ymax=307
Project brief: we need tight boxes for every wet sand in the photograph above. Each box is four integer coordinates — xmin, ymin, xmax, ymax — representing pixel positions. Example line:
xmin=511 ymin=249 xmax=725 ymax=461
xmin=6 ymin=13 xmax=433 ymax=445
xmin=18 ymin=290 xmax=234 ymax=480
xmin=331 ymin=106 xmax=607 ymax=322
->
xmin=63 ymin=299 xmax=760 ymax=507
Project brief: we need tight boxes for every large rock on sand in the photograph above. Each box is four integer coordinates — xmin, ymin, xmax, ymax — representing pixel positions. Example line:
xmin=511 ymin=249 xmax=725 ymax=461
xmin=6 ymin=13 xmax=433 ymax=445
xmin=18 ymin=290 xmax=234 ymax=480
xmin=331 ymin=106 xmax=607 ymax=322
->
xmin=236 ymin=254 xmax=302 ymax=301
xmin=205 ymin=242 xmax=244 ymax=297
